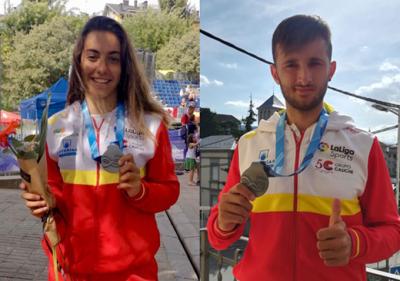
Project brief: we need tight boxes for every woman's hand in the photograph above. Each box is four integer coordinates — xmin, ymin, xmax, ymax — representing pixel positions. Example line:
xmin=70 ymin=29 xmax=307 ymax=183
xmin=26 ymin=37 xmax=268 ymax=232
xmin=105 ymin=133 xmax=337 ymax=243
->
xmin=19 ymin=182 xmax=49 ymax=218
xmin=118 ymin=154 xmax=142 ymax=197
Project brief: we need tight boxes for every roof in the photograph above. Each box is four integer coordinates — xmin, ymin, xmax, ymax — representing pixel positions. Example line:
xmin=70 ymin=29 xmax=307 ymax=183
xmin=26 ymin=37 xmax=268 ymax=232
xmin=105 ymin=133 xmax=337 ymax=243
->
xmin=104 ymin=1 xmax=148 ymax=16
xmin=215 ymin=114 xmax=241 ymax=124
xmin=200 ymin=135 xmax=235 ymax=150
xmin=257 ymin=95 xmax=285 ymax=110
xmin=20 ymin=78 xmax=68 ymax=119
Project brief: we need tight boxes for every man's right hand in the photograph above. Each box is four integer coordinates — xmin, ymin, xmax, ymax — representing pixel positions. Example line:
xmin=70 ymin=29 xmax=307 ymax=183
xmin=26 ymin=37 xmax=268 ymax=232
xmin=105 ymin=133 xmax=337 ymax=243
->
xmin=19 ymin=182 xmax=49 ymax=218
xmin=217 ymin=183 xmax=255 ymax=232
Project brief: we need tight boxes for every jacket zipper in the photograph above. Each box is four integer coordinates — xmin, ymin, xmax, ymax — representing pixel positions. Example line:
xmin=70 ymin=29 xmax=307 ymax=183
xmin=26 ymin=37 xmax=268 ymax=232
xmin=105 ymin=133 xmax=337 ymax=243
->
xmin=92 ymin=117 xmax=104 ymax=273
xmin=92 ymin=117 xmax=104 ymax=188
xmin=292 ymin=130 xmax=304 ymax=281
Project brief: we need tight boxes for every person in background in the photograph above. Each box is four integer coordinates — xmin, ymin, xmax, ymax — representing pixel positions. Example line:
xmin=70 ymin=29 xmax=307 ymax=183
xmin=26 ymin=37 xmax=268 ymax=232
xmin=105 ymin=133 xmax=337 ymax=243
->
xmin=180 ymin=102 xmax=196 ymax=160
xmin=185 ymin=133 xmax=199 ymax=186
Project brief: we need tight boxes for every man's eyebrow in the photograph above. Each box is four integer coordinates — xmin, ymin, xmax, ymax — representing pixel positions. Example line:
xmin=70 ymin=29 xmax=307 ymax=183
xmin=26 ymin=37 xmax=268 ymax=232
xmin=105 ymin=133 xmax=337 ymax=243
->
xmin=283 ymin=58 xmax=297 ymax=64
xmin=310 ymin=57 xmax=324 ymax=62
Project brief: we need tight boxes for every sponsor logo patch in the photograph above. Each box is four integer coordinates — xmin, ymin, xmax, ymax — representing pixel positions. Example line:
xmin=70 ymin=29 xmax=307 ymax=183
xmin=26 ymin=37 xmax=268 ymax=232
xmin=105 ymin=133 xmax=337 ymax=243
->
xmin=259 ymin=149 xmax=269 ymax=161
xmin=315 ymin=159 xmax=353 ymax=174
xmin=58 ymin=137 xmax=77 ymax=157
xmin=318 ymin=142 xmax=355 ymax=161
xmin=258 ymin=149 xmax=275 ymax=165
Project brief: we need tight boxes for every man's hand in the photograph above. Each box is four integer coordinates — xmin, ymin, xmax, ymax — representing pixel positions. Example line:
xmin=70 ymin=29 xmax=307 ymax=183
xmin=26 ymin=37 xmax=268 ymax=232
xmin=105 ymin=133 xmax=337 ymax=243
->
xmin=316 ymin=198 xmax=352 ymax=266
xmin=20 ymin=182 xmax=49 ymax=218
xmin=118 ymin=154 xmax=141 ymax=197
xmin=217 ymin=183 xmax=255 ymax=232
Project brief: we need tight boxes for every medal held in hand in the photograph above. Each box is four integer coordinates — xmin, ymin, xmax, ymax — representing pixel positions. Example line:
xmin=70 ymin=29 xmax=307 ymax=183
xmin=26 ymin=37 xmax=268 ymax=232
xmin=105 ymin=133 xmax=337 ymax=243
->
xmin=82 ymin=100 xmax=125 ymax=173
xmin=240 ymin=161 xmax=270 ymax=197
xmin=101 ymin=143 xmax=123 ymax=173
xmin=241 ymin=108 xmax=330 ymax=198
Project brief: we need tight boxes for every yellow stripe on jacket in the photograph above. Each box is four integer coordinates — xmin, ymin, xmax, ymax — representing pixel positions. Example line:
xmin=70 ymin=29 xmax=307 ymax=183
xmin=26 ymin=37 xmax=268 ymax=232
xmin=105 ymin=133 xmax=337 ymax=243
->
xmin=252 ymin=193 xmax=360 ymax=216
xmin=61 ymin=167 xmax=146 ymax=186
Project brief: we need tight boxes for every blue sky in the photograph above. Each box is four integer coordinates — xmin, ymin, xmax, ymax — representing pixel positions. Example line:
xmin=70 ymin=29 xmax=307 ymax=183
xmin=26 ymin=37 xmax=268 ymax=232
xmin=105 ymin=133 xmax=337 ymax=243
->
xmin=201 ymin=0 xmax=400 ymax=144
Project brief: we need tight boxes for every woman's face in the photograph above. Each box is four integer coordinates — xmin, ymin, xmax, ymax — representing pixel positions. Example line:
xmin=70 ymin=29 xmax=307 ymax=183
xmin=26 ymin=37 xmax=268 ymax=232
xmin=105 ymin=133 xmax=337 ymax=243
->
xmin=80 ymin=31 xmax=121 ymax=101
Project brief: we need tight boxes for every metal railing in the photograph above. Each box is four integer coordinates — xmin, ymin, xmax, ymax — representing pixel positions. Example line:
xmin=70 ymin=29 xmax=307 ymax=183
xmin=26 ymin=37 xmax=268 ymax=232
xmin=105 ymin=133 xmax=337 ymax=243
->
xmin=200 ymin=228 xmax=400 ymax=281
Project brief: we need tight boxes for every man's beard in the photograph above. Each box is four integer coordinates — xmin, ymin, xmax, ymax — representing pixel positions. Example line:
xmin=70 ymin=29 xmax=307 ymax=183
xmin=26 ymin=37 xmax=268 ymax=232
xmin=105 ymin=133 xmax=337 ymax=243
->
xmin=281 ymin=82 xmax=328 ymax=112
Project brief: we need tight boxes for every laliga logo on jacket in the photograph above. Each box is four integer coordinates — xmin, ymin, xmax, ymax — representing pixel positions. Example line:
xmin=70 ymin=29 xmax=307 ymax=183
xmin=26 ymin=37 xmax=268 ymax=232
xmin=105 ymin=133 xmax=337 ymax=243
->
xmin=318 ymin=142 xmax=355 ymax=161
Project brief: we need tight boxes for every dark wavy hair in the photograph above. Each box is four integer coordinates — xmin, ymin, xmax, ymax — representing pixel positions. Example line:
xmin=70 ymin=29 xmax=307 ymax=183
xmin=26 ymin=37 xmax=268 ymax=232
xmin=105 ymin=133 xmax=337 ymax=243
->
xmin=67 ymin=16 xmax=169 ymax=135
xmin=272 ymin=15 xmax=332 ymax=62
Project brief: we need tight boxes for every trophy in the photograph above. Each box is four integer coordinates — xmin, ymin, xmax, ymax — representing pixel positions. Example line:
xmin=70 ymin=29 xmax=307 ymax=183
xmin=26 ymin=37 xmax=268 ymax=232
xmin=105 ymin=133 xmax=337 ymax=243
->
xmin=6 ymin=94 xmax=59 ymax=247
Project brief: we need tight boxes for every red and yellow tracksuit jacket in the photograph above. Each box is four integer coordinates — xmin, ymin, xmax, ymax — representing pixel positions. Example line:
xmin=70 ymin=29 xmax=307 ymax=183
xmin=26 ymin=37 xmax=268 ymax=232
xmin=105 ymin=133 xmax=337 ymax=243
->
xmin=44 ymin=101 xmax=179 ymax=281
xmin=207 ymin=111 xmax=400 ymax=281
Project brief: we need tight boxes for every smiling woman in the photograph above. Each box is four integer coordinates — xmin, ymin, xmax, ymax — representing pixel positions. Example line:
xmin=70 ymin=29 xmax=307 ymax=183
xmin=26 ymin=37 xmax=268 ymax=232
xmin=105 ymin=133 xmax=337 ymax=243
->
xmin=80 ymin=31 xmax=122 ymax=111
xmin=19 ymin=16 xmax=180 ymax=281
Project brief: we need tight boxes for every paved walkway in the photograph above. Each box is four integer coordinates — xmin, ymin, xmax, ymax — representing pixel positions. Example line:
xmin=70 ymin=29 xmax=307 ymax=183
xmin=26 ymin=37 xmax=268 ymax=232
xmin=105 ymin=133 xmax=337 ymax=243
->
xmin=165 ymin=172 xmax=199 ymax=278
xmin=0 ymin=172 xmax=199 ymax=281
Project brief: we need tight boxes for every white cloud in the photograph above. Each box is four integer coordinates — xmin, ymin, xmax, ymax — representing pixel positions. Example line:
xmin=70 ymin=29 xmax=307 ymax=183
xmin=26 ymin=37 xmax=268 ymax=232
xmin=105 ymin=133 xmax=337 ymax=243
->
xmin=355 ymin=74 xmax=400 ymax=94
xmin=214 ymin=80 xmax=224 ymax=86
xmin=225 ymin=100 xmax=248 ymax=107
xmin=254 ymin=2 xmax=290 ymax=17
xmin=200 ymin=75 xmax=210 ymax=85
xmin=225 ymin=99 xmax=264 ymax=108
xmin=200 ymin=75 xmax=224 ymax=87
xmin=348 ymin=96 xmax=366 ymax=105
xmin=219 ymin=62 xmax=238 ymax=69
xmin=379 ymin=62 xmax=400 ymax=72
xmin=354 ymin=73 xmax=400 ymax=103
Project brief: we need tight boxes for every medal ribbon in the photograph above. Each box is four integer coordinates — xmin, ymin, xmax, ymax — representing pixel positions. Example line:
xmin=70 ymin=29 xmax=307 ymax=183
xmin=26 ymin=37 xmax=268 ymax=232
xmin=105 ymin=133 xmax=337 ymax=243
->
xmin=267 ymin=108 xmax=328 ymax=177
xmin=82 ymin=100 xmax=125 ymax=162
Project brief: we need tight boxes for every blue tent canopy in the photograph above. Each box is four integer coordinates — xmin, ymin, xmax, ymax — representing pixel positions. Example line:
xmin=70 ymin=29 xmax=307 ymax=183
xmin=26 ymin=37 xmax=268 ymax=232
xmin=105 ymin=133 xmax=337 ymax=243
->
xmin=20 ymin=78 xmax=68 ymax=120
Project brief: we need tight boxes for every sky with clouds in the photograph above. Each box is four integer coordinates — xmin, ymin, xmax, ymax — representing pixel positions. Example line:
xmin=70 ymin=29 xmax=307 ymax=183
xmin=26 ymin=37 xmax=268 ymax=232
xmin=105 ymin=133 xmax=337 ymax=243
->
xmin=201 ymin=0 xmax=400 ymax=144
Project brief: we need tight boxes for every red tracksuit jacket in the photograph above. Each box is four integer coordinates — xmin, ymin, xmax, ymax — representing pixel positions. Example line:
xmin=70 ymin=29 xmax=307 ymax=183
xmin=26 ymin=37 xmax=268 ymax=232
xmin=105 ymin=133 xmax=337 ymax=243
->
xmin=43 ymin=102 xmax=179 ymax=281
xmin=207 ymin=111 xmax=400 ymax=281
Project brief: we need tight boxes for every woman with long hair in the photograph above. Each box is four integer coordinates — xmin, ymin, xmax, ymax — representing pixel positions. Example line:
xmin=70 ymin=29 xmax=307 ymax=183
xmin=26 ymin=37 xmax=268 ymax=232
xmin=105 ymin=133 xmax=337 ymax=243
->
xmin=20 ymin=16 xmax=179 ymax=281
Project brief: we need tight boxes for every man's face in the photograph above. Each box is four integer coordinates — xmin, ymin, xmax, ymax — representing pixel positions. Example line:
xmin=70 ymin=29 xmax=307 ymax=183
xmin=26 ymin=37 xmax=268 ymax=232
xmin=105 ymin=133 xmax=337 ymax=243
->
xmin=270 ymin=38 xmax=336 ymax=112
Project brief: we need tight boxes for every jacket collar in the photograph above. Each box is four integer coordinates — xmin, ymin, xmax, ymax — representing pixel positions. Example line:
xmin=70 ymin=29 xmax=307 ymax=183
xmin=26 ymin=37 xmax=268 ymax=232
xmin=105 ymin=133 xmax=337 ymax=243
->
xmin=257 ymin=111 xmax=356 ymax=133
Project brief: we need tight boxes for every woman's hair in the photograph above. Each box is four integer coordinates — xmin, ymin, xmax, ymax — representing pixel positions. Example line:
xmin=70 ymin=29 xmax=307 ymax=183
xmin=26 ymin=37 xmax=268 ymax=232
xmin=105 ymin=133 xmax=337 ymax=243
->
xmin=187 ymin=134 xmax=195 ymax=144
xmin=67 ymin=16 xmax=169 ymax=136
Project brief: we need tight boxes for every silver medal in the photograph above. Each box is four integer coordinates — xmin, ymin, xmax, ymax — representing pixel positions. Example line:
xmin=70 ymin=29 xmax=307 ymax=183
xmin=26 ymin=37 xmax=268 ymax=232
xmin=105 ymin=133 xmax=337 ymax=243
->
xmin=240 ymin=162 xmax=270 ymax=197
xmin=101 ymin=143 xmax=123 ymax=173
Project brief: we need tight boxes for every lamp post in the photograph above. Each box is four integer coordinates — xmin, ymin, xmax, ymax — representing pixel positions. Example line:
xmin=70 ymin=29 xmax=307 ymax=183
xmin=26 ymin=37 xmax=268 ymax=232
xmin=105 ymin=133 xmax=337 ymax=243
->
xmin=371 ymin=104 xmax=400 ymax=208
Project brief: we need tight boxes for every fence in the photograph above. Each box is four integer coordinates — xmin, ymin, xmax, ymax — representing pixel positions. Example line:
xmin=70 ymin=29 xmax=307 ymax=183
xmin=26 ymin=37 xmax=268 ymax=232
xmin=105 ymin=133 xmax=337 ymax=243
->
xmin=200 ymin=228 xmax=400 ymax=281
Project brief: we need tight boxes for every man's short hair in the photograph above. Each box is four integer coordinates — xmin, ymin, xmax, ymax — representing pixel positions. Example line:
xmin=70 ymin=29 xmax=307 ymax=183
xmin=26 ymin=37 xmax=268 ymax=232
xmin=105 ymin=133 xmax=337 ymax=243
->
xmin=272 ymin=15 xmax=332 ymax=62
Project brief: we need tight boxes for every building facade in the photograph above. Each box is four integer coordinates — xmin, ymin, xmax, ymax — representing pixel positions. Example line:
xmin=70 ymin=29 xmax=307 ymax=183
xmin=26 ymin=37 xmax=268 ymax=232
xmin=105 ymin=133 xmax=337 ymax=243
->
xmin=256 ymin=94 xmax=285 ymax=123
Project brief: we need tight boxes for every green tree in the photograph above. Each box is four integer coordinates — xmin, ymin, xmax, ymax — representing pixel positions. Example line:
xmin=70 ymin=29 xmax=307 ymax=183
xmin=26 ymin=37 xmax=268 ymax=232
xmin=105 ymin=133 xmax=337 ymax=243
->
xmin=242 ymin=94 xmax=257 ymax=132
xmin=1 ymin=0 xmax=64 ymax=36
xmin=158 ymin=0 xmax=193 ymax=17
xmin=201 ymin=108 xmax=243 ymax=138
xmin=122 ymin=9 xmax=192 ymax=52
xmin=220 ymin=119 xmax=242 ymax=139
xmin=158 ymin=0 xmax=187 ymax=12
xmin=156 ymin=28 xmax=199 ymax=80
xmin=1 ymin=15 xmax=86 ymax=110
xmin=0 ymin=0 xmax=66 ymax=108
xmin=200 ymin=108 xmax=220 ymax=138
